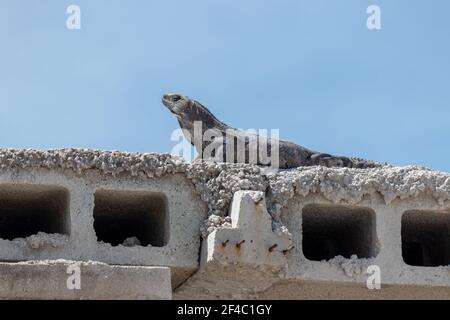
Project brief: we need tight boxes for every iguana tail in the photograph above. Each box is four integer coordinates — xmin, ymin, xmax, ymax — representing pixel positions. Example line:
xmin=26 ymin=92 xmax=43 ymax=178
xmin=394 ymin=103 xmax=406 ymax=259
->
xmin=307 ymin=153 xmax=387 ymax=169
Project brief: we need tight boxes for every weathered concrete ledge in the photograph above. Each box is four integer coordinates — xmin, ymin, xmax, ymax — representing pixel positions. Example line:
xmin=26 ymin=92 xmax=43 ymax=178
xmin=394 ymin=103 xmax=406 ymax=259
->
xmin=0 ymin=260 xmax=171 ymax=300
xmin=0 ymin=149 xmax=449 ymax=299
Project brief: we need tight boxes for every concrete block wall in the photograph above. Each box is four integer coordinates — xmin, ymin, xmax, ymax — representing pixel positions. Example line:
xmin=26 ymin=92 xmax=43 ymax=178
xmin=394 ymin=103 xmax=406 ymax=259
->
xmin=176 ymin=189 xmax=450 ymax=299
xmin=0 ymin=150 xmax=208 ymax=291
xmin=281 ymin=193 xmax=450 ymax=287
xmin=176 ymin=165 xmax=450 ymax=299
xmin=0 ymin=149 xmax=450 ymax=299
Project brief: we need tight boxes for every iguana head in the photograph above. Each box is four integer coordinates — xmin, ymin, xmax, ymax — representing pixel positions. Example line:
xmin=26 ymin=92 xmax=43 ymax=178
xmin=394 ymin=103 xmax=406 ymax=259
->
xmin=162 ymin=93 xmax=229 ymax=132
xmin=161 ymin=94 xmax=193 ymax=116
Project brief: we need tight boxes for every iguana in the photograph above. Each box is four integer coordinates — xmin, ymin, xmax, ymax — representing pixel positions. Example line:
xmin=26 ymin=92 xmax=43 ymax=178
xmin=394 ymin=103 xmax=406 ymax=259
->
xmin=162 ymin=93 xmax=385 ymax=169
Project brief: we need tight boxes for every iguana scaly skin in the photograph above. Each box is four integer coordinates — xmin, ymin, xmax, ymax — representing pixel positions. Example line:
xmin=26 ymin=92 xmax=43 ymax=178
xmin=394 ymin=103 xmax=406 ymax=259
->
xmin=162 ymin=93 xmax=385 ymax=169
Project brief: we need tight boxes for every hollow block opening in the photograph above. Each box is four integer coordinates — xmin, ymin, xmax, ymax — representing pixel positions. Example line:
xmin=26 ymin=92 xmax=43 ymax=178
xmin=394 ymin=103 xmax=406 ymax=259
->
xmin=93 ymin=190 xmax=169 ymax=247
xmin=302 ymin=204 xmax=377 ymax=261
xmin=0 ymin=184 xmax=70 ymax=240
xmin=402 ymin=210 xmax=450 ymax=267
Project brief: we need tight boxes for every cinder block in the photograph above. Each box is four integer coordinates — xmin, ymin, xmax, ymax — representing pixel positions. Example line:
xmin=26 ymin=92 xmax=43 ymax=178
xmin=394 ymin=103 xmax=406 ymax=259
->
xmin=0 ymin=161 xmax=207 ymax=287
xmin=177 ymin=167 xmax=450 ymax=299
xmin=281 ymin=193 xmax=450 ymax=287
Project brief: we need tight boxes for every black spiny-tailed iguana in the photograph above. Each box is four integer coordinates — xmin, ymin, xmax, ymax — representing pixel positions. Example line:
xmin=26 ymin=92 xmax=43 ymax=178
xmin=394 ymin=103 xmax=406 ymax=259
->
xmin=162 ymin=93 xmax=385 ymax=169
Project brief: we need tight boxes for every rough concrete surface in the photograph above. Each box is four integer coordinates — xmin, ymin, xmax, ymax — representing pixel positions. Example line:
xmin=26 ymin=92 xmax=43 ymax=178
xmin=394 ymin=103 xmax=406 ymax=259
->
xmin=0 ymin=149 xmax=449 ymax=299
xmin=0 ymin=260 xmax=171 ymax=300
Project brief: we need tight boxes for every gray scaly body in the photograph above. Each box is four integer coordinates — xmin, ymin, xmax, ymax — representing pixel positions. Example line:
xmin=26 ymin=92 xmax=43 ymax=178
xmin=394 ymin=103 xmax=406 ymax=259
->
xmin=162 ymin=94 xmax=385 ymax=169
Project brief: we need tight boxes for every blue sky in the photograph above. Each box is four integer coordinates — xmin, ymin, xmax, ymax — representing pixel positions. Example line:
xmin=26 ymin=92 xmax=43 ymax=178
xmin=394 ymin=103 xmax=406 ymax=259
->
xmin=0 ymin=1 xmax=449 ymax=171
